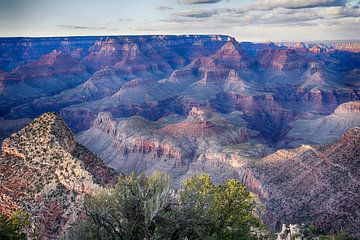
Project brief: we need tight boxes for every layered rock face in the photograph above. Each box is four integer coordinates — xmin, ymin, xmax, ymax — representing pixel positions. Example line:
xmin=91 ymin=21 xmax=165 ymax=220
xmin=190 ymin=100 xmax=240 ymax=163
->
xmin=252 ymin=127 xmax=360 ymax=236
xmin=0 ymin=35 xmax=232 ymax=121
xmin=0 ymin=112 xmax=116 ymax=239
xmin=1 ymin=35 xmax=359 ymax=143
xmin=0 ymin=36 xmax=100 ymax=71
xmin=78 ymin=108 xmax=360 ymax=236
xmin=283 ymin=101 xmax=360 ymax=147
xmin=0 ymin=50 xmax=90 ymax=117
xmin=277 ymin=41 xmax=360 ymax=53
xmin=257 ymin=48 xmax=307 ymax=70
xmin=77 ymin=108 xmax=266 ymax=182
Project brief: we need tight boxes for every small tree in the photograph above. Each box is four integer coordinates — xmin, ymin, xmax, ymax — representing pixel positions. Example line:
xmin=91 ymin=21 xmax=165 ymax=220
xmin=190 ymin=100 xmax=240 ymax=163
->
xmin=163 ymin=175 xmax=261 ymax=240
xmin=66 ymin=172 xmax=172 ymax=240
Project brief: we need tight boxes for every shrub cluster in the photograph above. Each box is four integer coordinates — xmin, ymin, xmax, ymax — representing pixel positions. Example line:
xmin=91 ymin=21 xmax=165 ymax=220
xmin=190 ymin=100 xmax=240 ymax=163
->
xmin=66 ymin=173 xmax=263 ymax=240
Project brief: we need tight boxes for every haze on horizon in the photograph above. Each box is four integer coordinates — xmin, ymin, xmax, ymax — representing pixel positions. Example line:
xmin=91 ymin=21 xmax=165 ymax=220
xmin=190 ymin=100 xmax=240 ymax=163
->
xmin=0 ymin=0 xmax=359 ymax=42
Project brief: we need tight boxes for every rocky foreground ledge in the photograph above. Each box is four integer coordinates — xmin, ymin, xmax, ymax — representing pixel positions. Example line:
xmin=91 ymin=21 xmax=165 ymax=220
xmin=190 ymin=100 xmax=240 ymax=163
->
xmin=0 ymin=112 xmax=116 ymax=239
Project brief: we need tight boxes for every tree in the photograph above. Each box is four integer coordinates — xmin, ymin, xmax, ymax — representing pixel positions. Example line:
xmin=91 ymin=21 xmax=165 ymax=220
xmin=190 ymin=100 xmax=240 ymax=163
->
xmin=66 ymin=172 xmax=172 ymax=240
xmin=66 ymin=173 xmax=263 ymax=240
xmin=0 ymin=210 xmax=30 ymax=240
xmin=164 ymin=175 xmax=261 ymax=240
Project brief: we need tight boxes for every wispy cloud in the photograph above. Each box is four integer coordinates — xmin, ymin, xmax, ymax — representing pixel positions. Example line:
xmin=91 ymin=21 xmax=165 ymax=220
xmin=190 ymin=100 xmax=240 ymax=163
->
xmin=247 ymin=0 xmax=347 ymax=11
xmin=176 ymin=9 xmax=218 ymax=18
xmin=118 ymin=18 xmax=133 ymax=22
xmin=130 ymin=26 xmax=159 ymax=32
xmin=57 ymin=25 xmax=107 ymax=30
xmin=156 ymin=6 xmax=173 ymax=11
xmin=178 ymin=0 xmax=223 ymax=4
xmin=57 ymin=24 xmax=118 ymax=31
xmin=168 ymin=0 xmax=359 ymax=23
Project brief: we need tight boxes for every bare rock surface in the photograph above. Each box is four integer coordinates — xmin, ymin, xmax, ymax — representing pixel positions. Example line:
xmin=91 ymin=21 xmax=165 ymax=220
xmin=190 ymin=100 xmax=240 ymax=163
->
xmin=0 ymin=112 xmax=116 ymax=239
xmin=77 ymin=108 xmax=268 ymax=182
xmin=252 ymin=127 xmax=360 ymax=236
xmin=284 ymin=101 xmax=360 ymax=147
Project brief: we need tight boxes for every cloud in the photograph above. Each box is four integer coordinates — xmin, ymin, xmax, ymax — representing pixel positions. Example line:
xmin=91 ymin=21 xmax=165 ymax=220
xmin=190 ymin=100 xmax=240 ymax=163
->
xmin=57 ymin=24 xmax=118 ymax=31
xmin=165 ymin=4 xmax=360 ymax=27
xmin=130 ymin=26 xmax=159 ymax=32
xmin=156 ymin=6 xmax=173 ymax=11
xmin=142 ymin=0 xmax=359 ymax=41
xmin=57 ymin=25 xmax=108 ymax=30
xmin=176 ymin=9 xmax=218 ymax=18
xmin=247 ymin=0 xmax=347 ymax=10
xmin=179 ymin=0 xmax=223 ymax=4
xmin=223 ymin=6 xmax=360 ymax=25
xmin=118 ymin=18 xmax=133 ymax=22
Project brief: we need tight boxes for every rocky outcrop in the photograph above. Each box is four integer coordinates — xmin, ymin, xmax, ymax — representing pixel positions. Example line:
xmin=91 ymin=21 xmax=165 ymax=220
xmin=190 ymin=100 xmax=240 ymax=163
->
xmin=257 ymin=49 xmax=307 ymax=70
xmin=1 ymin=50 xmax=86 ymax=81
xmin=331 ymin=42 xmax=360 ymax=53
xmin=334 ymin=101 xmax=360 ymax=114
xmin=284 ymin=101 xmax=360 ymax=147
xmin=77 ymin=108 xmax=262 ymax=179
xmin=0 ymin=51 xmax=90 ymax=118
xmin=0 ymin=112 xmax=116 ymax=239
xmin=79 ymin=108 xmax=360 ymax=236
xmin=82 ymin=35 xmax=230 ymax=73
xmin=252 ymin=127 xmax=360 ymax=237
xmin=309 ymin=45 xmax=324 ymax=54
xmin=0 ymin=36 xmax=101 ymax=71
xmin=6 ymin=68 xmax=127 ymax=119
xmin=211 ymin=40 xmax=254 ymax=69
xmin=277 ymin=41 xmax=360 ymax=53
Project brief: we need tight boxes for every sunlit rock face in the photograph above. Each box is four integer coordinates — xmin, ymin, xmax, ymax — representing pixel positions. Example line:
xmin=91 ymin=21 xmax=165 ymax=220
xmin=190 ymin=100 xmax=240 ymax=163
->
xmin=0 ymin=113 xmax=116 ymax=239
xmin=283 ymin=101 xmax=360 ymax=147
xmin=77 ymin=108 xmax=264 ymax=180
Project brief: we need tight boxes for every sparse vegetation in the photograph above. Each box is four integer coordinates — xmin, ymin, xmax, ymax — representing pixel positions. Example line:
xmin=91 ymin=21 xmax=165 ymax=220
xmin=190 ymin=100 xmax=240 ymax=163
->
xmin=0 ymin=210 xmax=30 ymax=240
xmin=66 ymin=173 xmax=262 ymax=240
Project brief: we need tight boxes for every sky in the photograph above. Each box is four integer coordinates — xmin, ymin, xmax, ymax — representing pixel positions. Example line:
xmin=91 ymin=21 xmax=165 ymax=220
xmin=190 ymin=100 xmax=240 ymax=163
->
xmin=0 ymin=0 xmax=359 ymax=41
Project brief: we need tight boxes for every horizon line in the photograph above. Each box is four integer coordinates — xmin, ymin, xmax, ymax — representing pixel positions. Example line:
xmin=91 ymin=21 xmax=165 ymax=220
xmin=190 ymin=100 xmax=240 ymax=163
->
xmin=0 ymin=33 xmax=359 ymax=43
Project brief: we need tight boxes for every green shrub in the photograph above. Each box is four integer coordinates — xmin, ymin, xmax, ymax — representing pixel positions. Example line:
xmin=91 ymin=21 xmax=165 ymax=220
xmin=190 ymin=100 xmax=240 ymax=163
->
xmin=66 ymin=173 xmax=261 ymax=240
xmin=0 ymin=210 xmax=30 ymax=240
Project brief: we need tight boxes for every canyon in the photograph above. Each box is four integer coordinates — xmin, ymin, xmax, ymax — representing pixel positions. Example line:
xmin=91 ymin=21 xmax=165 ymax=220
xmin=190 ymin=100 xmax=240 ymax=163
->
xmin=0 ymin=35 xmax=360 ymax=238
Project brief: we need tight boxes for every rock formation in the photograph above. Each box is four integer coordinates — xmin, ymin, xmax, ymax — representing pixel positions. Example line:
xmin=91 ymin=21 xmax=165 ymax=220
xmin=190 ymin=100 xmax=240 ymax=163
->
xmin=77 ymin=108 xmax=267 ymax=182
xmin=0 ymin=36 xmax=359 ymax=144
xmin=252 ymin=127 xmax=360 ymax=236
xmin=78 ymin=107 xmax=360 ymax=236
xmin=284 ymin=101 xmax=360 ymax=147
xmin=0 ymin=112 xmax=116 ymax=239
